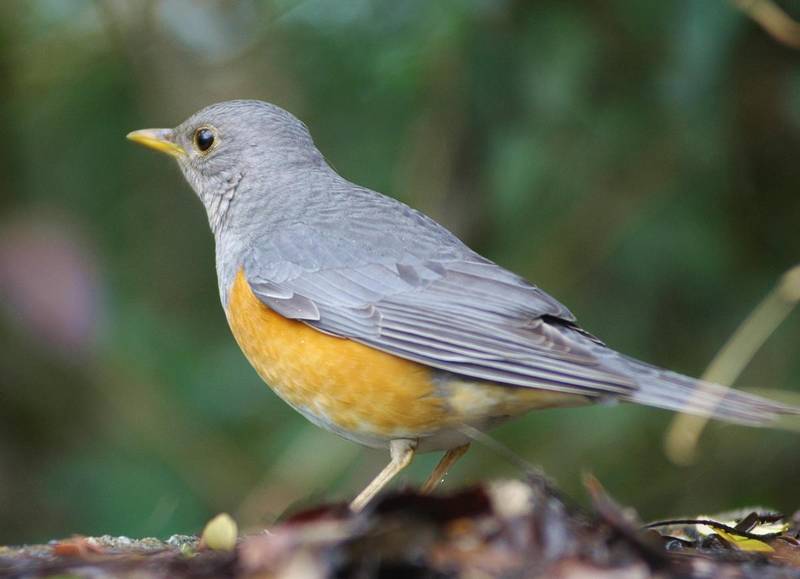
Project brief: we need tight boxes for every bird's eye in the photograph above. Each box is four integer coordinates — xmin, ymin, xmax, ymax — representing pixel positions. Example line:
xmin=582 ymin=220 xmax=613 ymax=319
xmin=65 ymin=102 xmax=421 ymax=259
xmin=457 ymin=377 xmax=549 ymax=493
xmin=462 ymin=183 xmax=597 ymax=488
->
xmin=194 ymin=127 xmax=215 ymax=152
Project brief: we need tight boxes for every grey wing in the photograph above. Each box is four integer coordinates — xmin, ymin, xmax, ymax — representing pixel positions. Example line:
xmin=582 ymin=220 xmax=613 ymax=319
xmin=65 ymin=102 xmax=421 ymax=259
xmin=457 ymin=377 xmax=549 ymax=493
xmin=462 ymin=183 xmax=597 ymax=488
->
xmin=242 ymin=223 xmax=637 ymax=398
xmin=242 ymin=217 xmax=798 ymax=425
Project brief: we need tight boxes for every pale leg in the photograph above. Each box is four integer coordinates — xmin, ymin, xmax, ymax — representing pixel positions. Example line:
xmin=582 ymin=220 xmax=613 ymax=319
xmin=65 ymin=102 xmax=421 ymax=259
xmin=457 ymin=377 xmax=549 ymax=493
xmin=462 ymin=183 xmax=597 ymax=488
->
xmin=350 ymin=438 xmax=417 ymax=511
xmin=421 ymin=443 xmax=470 ymax=494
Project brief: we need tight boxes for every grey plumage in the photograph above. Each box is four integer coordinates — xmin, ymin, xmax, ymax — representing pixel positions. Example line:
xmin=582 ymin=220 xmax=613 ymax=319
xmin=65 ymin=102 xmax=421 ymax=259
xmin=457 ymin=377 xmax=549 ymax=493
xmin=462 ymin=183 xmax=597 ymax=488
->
xmin=164 ymin=100 xmax=797 ymax=427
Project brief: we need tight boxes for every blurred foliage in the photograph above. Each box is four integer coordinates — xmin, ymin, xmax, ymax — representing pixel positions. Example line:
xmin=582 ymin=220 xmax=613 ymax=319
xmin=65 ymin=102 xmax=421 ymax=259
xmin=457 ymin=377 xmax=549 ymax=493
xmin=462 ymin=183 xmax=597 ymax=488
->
xmin=0 ymin=0 xmax=798 ymax=545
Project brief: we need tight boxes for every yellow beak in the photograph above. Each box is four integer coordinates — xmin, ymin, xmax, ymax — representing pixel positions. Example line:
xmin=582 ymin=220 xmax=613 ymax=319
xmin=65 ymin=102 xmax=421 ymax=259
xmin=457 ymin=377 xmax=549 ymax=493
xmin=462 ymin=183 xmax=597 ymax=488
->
xmin=126 ymin=128 xmax=186 ymax=158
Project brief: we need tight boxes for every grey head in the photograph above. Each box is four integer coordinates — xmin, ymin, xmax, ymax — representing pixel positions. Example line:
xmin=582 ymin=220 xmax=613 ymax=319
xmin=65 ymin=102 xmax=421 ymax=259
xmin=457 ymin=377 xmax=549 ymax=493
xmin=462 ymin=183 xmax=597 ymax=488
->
xmin=127 ymin=100 xmax=327 ymax=235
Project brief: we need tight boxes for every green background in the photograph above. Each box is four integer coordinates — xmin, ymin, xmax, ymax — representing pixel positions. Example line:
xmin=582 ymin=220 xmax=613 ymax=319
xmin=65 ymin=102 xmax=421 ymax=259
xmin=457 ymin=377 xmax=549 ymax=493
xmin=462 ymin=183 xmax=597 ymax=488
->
xmin=1 ymin=0 xmax=798 ymax=544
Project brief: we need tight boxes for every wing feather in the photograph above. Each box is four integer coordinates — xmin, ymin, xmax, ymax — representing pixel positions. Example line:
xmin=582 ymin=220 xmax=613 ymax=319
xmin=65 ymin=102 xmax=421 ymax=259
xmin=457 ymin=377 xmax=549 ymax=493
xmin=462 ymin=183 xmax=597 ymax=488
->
xmin=242 ymin=225 xmax=637 ymax=399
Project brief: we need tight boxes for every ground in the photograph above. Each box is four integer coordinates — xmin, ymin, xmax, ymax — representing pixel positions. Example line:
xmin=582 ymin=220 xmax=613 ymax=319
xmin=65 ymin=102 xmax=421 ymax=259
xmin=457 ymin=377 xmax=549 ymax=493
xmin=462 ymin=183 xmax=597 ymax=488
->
xmin=3 ymin=478 xmax=800 ymax=578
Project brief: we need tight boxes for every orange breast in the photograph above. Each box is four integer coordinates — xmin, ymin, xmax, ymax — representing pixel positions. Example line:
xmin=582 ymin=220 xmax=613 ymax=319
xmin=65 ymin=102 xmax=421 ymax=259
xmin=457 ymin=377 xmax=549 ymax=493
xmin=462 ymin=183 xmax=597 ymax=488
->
xmin=225 ymin=269 xmax=449 ymax=439
xmin=225 ymin=269 xmax=586 ymax=443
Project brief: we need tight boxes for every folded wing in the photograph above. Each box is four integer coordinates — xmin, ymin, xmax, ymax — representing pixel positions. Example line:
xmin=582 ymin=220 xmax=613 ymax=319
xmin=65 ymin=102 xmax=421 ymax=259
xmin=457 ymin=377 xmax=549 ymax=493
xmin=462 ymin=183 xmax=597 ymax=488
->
xmin=244 ymin=223 xmax=635 ymax=398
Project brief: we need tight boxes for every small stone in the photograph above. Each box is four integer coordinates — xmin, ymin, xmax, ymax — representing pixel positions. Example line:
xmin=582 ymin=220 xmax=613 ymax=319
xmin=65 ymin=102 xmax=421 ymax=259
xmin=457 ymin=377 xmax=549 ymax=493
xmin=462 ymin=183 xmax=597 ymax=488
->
xmin=167 ymin=534 xmax=198 ymax=548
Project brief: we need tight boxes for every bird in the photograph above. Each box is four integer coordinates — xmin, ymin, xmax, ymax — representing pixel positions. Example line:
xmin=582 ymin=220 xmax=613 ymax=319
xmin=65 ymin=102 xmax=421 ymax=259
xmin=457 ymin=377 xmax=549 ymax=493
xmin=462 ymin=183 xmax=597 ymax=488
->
xmin=127 ymin=99 xmax=797 ymax=511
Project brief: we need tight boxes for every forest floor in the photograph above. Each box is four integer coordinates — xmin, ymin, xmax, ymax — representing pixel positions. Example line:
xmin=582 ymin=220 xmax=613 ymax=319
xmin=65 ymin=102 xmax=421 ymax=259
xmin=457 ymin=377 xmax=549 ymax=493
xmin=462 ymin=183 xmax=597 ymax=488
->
xmin=3 ymin=476 xmax=800 ymax=578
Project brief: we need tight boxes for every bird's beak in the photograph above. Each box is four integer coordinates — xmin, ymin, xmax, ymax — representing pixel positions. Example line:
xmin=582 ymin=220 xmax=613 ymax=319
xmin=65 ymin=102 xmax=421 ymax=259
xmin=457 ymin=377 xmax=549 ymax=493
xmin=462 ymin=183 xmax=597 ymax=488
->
xmin=126 ymin=128 xmax=186 ymax=158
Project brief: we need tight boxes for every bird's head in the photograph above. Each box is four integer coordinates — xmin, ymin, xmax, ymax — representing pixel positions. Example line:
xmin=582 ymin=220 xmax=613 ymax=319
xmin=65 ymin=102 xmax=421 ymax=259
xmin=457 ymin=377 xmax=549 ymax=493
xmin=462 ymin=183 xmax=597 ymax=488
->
xmin=127 ymin=100 xmax=324 ymax=232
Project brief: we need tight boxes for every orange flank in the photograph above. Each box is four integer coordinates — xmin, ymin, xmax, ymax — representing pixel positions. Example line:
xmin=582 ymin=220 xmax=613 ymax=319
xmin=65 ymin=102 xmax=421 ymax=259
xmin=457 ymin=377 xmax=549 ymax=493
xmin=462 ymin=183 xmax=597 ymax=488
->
xmin=226 ymin=269 xmax=447 ymax=437
xmin=226 ymin=269 xmax=584 ymax=441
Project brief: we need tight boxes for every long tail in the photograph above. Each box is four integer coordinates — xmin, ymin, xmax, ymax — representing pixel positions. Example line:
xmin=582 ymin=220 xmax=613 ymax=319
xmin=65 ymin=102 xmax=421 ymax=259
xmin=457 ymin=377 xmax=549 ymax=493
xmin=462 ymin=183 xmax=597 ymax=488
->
xmin=620 ymin=356 xmax=799 ymax=426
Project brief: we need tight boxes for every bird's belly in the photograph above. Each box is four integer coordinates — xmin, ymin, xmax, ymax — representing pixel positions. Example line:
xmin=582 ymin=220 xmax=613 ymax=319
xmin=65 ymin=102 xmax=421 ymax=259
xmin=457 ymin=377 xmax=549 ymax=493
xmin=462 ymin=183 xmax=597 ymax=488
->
xmin=225 ymin=269 xmax=584 ymax=448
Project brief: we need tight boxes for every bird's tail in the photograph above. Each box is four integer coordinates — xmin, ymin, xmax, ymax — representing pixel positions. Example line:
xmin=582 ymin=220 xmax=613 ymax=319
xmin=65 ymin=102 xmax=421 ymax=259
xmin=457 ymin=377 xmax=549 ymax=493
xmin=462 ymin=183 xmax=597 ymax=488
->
xmin=620 ymin=356 xmax=799 ymax=426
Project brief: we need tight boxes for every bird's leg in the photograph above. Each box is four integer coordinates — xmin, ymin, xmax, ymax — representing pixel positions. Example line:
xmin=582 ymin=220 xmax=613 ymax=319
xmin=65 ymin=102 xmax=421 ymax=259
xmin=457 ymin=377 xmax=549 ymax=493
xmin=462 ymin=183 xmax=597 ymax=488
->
xmin=350 ymin=438 xmax=417 ymax=512
xmin=420 ymin=443 xmax=470 ymax=494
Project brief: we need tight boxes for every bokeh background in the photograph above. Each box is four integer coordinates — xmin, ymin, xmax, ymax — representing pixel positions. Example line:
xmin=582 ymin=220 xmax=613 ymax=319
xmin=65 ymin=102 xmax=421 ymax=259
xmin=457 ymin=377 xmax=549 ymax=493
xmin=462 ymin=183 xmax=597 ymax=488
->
xmin=1 ymin=0 xmax=799 ymax=545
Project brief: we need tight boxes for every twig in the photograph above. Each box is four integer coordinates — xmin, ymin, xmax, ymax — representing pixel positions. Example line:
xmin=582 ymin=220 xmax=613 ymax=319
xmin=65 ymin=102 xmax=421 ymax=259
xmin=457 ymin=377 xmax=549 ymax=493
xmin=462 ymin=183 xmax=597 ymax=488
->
xmin=664 ymin=264 xmax=800 ymax=465
xmin=733 ymin=0 xmax=800 ymax=49
xmin=644 ymin=518 xmax=784 ymax=541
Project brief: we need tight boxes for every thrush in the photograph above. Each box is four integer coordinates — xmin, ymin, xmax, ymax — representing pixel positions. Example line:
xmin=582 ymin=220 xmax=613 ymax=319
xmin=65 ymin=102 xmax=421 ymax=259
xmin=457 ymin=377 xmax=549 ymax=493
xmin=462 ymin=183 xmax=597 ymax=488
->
xmin=128 ymin=100 xmax=797 ymax=511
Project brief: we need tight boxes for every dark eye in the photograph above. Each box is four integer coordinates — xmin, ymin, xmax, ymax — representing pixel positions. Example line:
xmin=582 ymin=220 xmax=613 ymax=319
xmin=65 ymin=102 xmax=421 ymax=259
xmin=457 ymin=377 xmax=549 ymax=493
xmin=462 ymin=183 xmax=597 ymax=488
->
xmin=194 ymin=127 xmax=215 ymax=152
